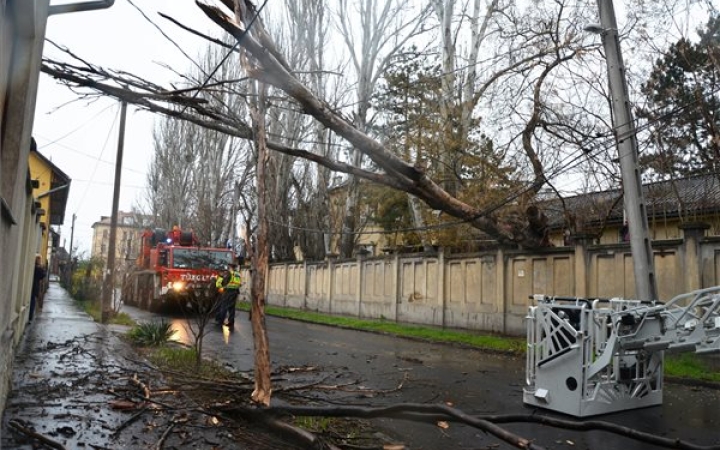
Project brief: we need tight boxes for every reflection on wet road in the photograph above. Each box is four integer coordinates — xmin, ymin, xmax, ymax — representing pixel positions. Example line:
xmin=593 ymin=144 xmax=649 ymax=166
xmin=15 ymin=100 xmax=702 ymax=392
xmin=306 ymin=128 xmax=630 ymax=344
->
xmin=120 ymin=303 xmax=720 ymax=450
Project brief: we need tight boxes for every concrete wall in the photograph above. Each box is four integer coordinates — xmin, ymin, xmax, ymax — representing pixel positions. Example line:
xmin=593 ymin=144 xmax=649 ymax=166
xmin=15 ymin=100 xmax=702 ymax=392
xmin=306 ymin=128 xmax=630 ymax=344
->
xmin=261 ymin=226 xmax=720 ymax=336
xmin=0 ymin=0 xmax=50 ymax=428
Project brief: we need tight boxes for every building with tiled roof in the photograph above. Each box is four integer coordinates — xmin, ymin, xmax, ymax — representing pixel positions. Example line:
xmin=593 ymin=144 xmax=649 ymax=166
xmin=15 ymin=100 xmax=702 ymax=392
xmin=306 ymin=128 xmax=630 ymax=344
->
xmin=542 ymin=173 xmax=720 ymax=246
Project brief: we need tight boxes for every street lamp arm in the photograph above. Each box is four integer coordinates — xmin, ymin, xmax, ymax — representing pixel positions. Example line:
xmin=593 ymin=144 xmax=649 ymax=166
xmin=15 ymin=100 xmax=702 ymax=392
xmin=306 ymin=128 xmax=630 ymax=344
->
xmin=36 ymin=183 xmax=70 ymax=199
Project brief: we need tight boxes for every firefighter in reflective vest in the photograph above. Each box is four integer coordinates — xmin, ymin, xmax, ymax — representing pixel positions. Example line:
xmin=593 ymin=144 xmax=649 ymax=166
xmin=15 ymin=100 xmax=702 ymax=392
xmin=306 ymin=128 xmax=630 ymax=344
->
xmin=213 ymin=273 xmax=225 ymax=324
xmin=217 ymin=263 xmax=241 ymax=328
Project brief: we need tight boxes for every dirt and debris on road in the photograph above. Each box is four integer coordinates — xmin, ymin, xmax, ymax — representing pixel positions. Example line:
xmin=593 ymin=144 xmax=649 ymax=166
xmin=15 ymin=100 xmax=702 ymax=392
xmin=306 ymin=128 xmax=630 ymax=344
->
xmin=0 ymin=283 xmax=326 ymax=450
xmin=6 ymin=282 xmax=720 ymax=450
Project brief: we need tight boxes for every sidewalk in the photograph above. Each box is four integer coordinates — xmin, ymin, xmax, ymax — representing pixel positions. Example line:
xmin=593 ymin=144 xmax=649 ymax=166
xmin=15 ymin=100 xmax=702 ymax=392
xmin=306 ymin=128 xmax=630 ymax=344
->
xmin=0 ymin=282 xmax=300 ymax=450
xmin=0 ymin=281 xmax=149 ymax=449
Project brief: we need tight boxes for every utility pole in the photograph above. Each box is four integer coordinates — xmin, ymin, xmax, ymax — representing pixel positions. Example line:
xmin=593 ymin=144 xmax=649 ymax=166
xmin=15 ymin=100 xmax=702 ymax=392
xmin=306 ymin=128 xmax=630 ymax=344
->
xmin=69 ymin=213 xmax=76 ymax=259
xmin=231 ymin=181 xmax=240 ymax=253
xmin=594 ymin=0 xmax=657 ymax=301
xmin=101 ymin=101 xmax=127 ymax=323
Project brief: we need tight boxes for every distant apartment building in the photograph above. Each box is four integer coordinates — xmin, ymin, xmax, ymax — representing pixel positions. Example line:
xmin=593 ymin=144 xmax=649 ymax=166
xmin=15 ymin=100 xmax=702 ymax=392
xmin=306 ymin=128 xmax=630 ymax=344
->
xmin=91 ymin=211 xmax=151 ymax=265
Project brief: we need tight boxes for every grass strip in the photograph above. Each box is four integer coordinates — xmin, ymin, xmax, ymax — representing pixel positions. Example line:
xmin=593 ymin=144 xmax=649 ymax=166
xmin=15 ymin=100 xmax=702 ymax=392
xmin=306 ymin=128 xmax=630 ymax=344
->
xmin=76 ymin=298 xmax=136 ymax=326
xmin=665 ymin=353 xmax=720 ymax=383
xmin=239 ymin=303 xmax=525 ymax=354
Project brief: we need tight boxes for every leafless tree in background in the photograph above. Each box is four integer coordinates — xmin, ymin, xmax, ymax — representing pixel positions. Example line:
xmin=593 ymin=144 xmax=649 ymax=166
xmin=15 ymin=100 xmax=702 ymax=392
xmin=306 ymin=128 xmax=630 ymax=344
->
xmin=140 ymin=42 xmax=250 ymax=246
xmin=41 ymin=0 xmax=717 ymax=249
xmin=282 ymin=0 xmax=342 ymax=260
xmin=332 ymin=0 xmax=430 ymax=257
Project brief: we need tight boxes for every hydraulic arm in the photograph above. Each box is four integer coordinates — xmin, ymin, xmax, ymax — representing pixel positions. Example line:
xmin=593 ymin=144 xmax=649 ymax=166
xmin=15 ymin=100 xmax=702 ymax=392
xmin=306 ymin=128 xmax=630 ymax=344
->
xmin=523 ymin=286 xmax=720 ymax=416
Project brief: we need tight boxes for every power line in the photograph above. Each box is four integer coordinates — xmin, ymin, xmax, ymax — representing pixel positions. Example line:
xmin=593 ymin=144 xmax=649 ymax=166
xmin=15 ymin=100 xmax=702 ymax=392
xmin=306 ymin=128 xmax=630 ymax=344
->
xmin=73 ymin=103 xmax=121 ymax=215
xmin=37 ymin=102 xmax=116 ymax=148
xmin=126 ymin=0 xmax=201 ymax=74
xmin=35 ymin=134 xmax=147 ymax=176
xmin=259 ymin=82 xmax=720 ymax=238
xmin=177 ymin=0 xmax=270 ymax=116
xmin=71 ymin=179 xmax=146 ymax=190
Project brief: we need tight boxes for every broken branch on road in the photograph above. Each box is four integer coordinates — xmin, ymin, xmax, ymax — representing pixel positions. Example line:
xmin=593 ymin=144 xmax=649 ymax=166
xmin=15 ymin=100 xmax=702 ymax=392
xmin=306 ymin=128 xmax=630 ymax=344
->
xmin=8 ymin=420 xmax=66 ymax=450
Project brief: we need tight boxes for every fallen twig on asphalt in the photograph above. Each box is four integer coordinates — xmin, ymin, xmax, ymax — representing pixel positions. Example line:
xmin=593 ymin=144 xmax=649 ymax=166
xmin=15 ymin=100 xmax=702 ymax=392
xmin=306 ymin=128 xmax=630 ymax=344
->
xmin=8 ymin=419 xmax=66 ymax=450
xmin=222 ymin=403 xmax=544 ymax=450
xmin=355 ymin=410 xmax=720 ymax=450
xmin=112 ymin=406 xmax=149 ymax=435
xmin=130 ymin=373 xmax=151 ymax=399
xmin=226 ymin=402 xmax=720 ymax=450
xmin=87 ymin=330 xmax=719 ymax=450
xmin=482 ymin=414 xmax=720 ymax=450
xmin=274 ymin=375 xmax=340 ymax=392
xmin=274 ymin=372 xmax=408 ymax=396
xmin=154 ymin=420 xmax=176 ymax=450
xmin=123 ymin=355 xmax=258 ymax=386
xmin=233 ymin=410 xmax=343 ymax=450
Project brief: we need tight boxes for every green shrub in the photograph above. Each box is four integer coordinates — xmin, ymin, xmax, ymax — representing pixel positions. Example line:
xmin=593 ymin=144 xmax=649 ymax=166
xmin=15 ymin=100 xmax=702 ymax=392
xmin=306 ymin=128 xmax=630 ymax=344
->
xmin=69 ymin=257 xmax=104 ymax=303
xmin=127 ymin=320 xmax=177 ymax=346
xmin=148 ymin=347 xmax=236 ymax=378
xmin=150 ymin=347 xmax=199 ymax=367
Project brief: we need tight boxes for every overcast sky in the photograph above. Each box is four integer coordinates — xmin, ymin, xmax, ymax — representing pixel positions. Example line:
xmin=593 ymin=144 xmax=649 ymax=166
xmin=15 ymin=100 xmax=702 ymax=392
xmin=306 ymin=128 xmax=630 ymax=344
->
xmin=35 ymin=0 xmax=223 ymax=257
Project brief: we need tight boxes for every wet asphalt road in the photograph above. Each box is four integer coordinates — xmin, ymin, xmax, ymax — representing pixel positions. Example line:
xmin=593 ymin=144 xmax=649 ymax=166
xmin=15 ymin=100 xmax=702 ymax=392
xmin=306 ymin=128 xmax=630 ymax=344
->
xmin=122 ymin=304 xmax=720 ymax=450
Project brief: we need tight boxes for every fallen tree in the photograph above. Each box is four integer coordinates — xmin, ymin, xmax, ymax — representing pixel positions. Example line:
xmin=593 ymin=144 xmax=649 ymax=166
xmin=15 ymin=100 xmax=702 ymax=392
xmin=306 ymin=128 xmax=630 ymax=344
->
xmin=40 ymin=1 xmax=556 ymax=250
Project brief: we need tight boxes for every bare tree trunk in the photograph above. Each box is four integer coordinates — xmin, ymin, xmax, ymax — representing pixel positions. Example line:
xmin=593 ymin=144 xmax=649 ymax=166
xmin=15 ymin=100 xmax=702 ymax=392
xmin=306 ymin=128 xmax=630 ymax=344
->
xmin=407 ymin=194 xmax=432 ymax=251
xmin=339 ymin=150 xmax=362 ymax=257
xmin=433 ymin=0 xmax=459 ymax=196
xmin=405 ymin=87 xmax=431 ymax=251
xmin=250 ymin=82 xmax=272 ymax=406
xmin=335 ymin=0 xmax=429 ymax=258
xmin=339 ymin=100 xmax=368 ymax=258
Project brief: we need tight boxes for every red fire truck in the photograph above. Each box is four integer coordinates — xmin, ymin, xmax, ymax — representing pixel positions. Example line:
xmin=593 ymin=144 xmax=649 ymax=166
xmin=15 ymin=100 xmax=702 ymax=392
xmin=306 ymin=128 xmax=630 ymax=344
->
xmin=122 ymin=227 xmax=234 ymax=312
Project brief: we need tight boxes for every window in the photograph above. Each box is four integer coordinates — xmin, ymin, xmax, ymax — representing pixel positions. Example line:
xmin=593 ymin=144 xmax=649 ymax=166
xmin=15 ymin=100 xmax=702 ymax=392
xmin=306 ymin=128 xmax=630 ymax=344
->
xmin=171 ymin=248 xmax=233 ymax=269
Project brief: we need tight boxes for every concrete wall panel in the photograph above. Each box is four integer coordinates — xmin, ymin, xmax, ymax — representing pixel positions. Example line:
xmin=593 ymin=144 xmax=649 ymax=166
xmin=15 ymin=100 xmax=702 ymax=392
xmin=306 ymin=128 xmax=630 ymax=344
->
xmin=262 ymin=234 xmax=720 ymax=337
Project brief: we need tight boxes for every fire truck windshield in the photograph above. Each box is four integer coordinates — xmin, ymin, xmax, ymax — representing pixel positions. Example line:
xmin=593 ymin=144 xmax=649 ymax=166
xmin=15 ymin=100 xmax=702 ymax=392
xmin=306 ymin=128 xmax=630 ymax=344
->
xmin=171 ymin=248 xmax=233 ymax=270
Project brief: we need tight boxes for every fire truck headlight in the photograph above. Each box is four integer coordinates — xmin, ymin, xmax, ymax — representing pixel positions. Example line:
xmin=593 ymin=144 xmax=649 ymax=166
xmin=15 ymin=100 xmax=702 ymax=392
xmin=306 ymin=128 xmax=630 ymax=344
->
xmin=172 ymin=281 xmax=186 ymax=292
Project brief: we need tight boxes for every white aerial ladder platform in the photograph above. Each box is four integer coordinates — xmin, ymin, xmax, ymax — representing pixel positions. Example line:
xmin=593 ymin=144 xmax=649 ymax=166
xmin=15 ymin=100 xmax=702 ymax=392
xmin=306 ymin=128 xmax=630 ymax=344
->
xmin=523 ymin=286 xmax=720 ymax=417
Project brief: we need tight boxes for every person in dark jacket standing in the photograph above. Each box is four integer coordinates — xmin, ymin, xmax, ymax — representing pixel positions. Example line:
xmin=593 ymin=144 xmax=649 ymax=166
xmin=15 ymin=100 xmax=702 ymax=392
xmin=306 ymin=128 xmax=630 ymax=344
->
xmin=29 ymin=255 xmax=46 ymax=322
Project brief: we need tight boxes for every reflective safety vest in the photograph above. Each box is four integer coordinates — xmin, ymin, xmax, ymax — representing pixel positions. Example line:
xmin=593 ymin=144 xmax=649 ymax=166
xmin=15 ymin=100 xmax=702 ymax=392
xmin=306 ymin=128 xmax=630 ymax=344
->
xmin=226 ymin=270 xmax=242 ymax=289
xmin=215 ymin=276 xmax=224 ymax=289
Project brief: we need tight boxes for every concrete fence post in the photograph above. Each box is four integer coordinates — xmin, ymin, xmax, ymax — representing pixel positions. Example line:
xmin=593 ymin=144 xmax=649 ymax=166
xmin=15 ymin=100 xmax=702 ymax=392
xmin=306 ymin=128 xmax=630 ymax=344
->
xmin=497 ymin=248 xmax=506 ymax=334
xmin=572 ymin=233 xmax=596 ymax=299
xmin=356 ymin=254 xmax=363 ymax=318
xmin=283 ymin=262 xmax=289 ymax=307
xmin=327 ymin=257 xmax=335 ymax=314
xmin=437 ymin=248 xmax=446 ymax=328
xmin=303 ymin=260 xmax=308 ymax=310
xmin=679 ymin=222 xmax=709 ymax=292
xmin=394 ymin=252 xmax=400 ymax=323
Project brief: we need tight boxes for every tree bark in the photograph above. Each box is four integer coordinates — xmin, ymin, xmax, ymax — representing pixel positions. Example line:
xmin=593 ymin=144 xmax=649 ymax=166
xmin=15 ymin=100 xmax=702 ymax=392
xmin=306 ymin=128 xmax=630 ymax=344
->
xmin=249 ymin=81 xmax=272 ymax=406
